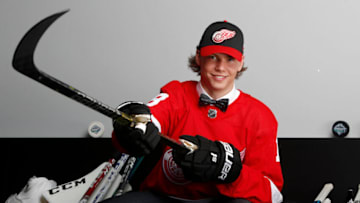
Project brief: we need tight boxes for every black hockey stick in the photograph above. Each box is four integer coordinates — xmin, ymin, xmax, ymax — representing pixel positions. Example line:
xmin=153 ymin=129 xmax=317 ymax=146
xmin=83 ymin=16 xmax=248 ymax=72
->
xmin=12 ymin=10 xmax=196 ymax=154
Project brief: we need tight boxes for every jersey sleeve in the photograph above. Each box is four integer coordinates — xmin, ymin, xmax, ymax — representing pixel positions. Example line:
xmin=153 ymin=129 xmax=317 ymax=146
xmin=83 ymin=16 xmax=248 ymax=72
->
xmin=216 ymin=99 xmax=283 ymax=203
xmin=147 ymin=80 xmax=186 ymax=136
xmin=112 ymin=80 xmax=186 ymax=152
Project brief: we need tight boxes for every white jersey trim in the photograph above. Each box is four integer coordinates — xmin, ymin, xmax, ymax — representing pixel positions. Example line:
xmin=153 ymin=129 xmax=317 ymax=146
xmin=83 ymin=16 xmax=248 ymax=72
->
xmin=147 ymin=93 xmax=170 ymax=133
xmin=265 ymin=176 xmax=283 ymax=203
xmin=151 ymin=115 xmax=162 ymax=133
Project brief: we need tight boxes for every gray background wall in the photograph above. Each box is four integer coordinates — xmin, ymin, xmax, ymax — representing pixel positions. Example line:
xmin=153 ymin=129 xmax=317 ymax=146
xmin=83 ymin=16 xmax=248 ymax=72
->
xmin=1 ymin=0 xmax=360 ymax=138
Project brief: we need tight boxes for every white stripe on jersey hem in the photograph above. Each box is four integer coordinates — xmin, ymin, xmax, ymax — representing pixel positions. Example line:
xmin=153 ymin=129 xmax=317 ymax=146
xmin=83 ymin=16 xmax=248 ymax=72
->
xmin=265 ymin=176 xmax=283 ymax=203
xmin=196 ymin=82 xmax=240 ymax=105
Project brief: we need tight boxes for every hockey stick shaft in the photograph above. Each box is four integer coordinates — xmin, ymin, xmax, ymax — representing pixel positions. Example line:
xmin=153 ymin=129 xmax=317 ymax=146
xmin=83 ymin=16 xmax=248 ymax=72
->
xmin=88 ymin=154 xmax=130 ymax=203
xmin=78 ymin=160 xmax=114 ymax=203
xmin=113 ymin=156 xmax=137 ymax=197
xmin=104 ymin=156 xmax=142 ymax=199
xmin=35 ymin=69 xmax=191 ymax=152
xmin=103 ymin=155 xmax=131 ymax=199
xmin=12 ymin=10 xmax=196 ymax=154
xmin=79 ymin=152 xmax=122 ymax=203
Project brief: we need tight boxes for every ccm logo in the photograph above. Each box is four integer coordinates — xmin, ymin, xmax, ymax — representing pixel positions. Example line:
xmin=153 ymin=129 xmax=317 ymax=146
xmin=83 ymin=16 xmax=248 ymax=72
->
xmin=218 ymin=141 xmax=234 ymax=181
xmin=48 ymin=178 xmax=86 ymax=195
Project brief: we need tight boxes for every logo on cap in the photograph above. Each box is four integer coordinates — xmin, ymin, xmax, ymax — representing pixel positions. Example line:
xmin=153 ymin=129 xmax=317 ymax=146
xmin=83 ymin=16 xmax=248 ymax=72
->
xmin=212 ymin=29 xmax=236 ymax=43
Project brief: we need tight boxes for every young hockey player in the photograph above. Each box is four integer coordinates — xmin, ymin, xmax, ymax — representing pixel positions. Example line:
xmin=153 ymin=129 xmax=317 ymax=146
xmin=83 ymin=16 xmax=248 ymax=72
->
xmin=104 ymin=20 xmax=283 ymax=203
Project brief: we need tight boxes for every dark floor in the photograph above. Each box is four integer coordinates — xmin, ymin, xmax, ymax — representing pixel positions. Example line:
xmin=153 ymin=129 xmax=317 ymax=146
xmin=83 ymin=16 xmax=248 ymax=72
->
xmin=2 ymin=138 xmax=360 ymax=202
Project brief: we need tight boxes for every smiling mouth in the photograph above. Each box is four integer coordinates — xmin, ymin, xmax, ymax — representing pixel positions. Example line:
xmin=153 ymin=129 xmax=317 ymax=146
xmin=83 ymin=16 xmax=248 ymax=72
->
xmin=212 ymin=74 xmax=227 ymax=80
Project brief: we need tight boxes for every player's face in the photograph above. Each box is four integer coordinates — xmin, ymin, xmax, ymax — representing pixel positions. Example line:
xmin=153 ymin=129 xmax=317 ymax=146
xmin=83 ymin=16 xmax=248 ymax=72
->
xmin=197 ymin=53 xmax=243 ymax=99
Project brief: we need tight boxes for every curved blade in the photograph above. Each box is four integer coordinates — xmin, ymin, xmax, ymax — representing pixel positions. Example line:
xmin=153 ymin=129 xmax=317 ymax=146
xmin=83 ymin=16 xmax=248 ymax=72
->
xmin=11 ymin=9 xmax=195 ymax=153
xmin=12 ymin=10 xmax=69 ymax=77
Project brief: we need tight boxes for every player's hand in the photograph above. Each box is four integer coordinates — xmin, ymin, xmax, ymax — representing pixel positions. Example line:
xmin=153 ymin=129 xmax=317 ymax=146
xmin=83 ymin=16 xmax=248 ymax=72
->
xmin=113 ymin=101 xmax=160 ymax=157
xmin=172 ymin=135 xmax=242 ymax=183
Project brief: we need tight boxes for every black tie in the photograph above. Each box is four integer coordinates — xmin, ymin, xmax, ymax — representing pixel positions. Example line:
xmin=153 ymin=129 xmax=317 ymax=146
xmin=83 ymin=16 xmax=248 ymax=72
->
xmin=199 ymin=94 xmax=229 ymax=112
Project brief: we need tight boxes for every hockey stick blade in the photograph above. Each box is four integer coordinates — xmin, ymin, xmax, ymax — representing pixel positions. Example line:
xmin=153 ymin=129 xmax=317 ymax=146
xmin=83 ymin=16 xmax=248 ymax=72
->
xmin=12 ymin=9 xmax=120 ymax=120
xmin=12 ymin=10 xmax=68 ymax=76
xmin=12 ymin=10 xmax=196 ymax=154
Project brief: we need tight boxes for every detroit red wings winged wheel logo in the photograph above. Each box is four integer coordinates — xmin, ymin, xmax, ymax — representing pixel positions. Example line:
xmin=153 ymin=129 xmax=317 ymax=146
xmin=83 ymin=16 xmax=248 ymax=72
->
xmin=212 ymin=29 xmax=236 ymax=43
xmin=162 ymin=149 xmax=191 ymax=185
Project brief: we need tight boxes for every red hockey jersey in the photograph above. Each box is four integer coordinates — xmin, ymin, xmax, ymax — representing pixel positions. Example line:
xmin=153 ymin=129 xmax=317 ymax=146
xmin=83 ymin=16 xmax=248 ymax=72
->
xmin=137 ymin=80 xmax=283 ymax=202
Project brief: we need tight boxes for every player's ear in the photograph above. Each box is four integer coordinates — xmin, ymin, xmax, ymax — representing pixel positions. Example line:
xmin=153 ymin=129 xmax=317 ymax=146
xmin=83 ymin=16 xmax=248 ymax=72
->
xmin=195 ymin=50 xmax=201 ymax=66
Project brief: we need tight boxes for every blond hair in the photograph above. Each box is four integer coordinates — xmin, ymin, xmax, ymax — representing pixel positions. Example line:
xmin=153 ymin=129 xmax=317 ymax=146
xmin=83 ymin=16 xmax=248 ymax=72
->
xmin=187 ymin=54 xmax=247 ymax=79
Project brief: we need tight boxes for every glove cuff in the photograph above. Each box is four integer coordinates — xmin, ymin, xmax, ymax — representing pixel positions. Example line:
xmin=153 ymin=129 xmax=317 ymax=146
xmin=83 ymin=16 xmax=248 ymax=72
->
xmin=215 ymin=141 xmax=242 ymax=183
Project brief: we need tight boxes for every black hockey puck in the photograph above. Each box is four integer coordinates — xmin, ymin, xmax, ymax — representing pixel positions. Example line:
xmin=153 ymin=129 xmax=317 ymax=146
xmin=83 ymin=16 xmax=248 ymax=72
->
xmin=332 ymin=120 xmax=349 ymax=137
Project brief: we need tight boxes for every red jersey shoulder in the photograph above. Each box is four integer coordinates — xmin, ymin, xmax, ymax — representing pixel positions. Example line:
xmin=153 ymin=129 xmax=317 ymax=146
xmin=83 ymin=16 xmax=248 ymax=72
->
xmin=148 ymin=80 xmax=197 ymax=109
xmin=161 ymin=80 xmax=197 ymax=94
xmin=160 ymin=80 xmax=197 ymax=102
xmin=238 ymin=91 xmax=277 ymax=124
xmin=161 ymin=80 xmax=181 ymax=91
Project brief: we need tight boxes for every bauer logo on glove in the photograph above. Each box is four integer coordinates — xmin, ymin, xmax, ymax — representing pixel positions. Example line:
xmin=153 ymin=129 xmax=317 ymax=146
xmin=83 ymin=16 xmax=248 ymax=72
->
xmin=172 ymin=135 xmax=242 ymax=183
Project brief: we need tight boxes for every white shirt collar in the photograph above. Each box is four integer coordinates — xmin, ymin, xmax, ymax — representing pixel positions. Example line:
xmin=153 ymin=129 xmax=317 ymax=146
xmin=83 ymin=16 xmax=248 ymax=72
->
xmin=196 ymin=82 xmax=240 ymax=105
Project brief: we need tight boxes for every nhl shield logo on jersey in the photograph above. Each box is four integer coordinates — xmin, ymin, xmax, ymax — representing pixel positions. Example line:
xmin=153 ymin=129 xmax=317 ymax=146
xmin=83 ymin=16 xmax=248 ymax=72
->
xmin=208 ymin=109 xmax=217 ymax=119
xmin=162 ymin=149 xmax=191 ymax=185
xmin=212 ymin=29 xmax=236 ymax=43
